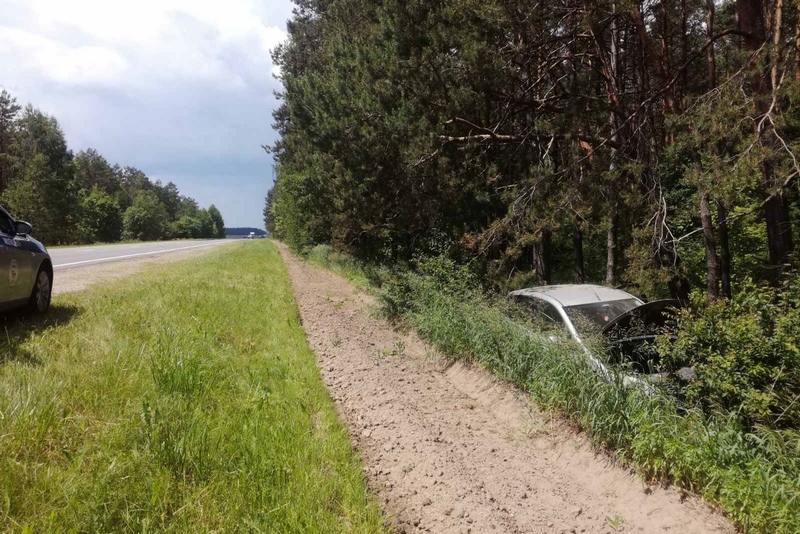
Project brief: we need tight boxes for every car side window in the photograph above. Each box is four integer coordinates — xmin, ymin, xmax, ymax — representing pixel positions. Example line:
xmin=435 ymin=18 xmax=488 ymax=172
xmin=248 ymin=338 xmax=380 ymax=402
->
xmin=0 ymin=211 xmax=14 ymax=235
xmin=514 ymin=296 xmax=566 ymax=330
xmin=536 ymin=301 xmax=565 ymax=327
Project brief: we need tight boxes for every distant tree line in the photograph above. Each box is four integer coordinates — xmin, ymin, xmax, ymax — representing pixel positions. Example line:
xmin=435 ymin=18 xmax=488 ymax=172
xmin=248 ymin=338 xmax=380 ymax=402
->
xmin=0 ymin=90 xmax=225 ymax=245
xmin=266 ymin=0 xmax=800 ymax=303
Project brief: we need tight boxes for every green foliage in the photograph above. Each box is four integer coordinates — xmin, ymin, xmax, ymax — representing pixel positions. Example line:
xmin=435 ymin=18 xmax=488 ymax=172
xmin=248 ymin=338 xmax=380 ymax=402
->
xmin=0 ymin=241 xmax=387 ymax=532
xmin=0 ymin=90 xmax=21 ymax=189
xmin=122 ymin=191 xmax=170 ymax=241
xmin=1 ymin=153 xmax=78 ymax=244
xmin=659 ymin=281 xmax=800 ymax=429
xmin=74 ymin=149 xmax=119 ymax=194
xmin=305 ymin=244 xmax=391 ymax=291
xmin=171 ymin=215 xmax=204 ymax=239
xmin=79 ymin=187 xmax=123 ymax=243
xmin=268 ymin=0 xmax=800 ymax=305
xmin=267 ymin=171 xmax=332 ymax=252
xmin=207 ymin=204 xmax=225 ymax=238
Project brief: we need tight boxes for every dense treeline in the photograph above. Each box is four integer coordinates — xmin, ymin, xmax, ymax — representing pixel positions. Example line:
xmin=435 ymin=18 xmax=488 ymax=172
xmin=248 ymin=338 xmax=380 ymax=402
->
xmin=266 ymin=0 xmax=800 ymax=304
xmin=0 ymin=90 xmax=225 ymax=245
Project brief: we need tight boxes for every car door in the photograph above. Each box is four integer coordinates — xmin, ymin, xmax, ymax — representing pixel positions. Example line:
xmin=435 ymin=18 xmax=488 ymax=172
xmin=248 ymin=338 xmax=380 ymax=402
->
xmin=0 ymin=210 xmax=31 ymax=301
xmin=0 ymin=211 xmax=16 ymax=303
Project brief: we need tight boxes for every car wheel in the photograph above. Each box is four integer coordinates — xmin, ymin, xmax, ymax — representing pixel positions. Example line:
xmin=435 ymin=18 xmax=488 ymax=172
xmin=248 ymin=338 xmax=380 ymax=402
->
xmin=27 ymin=267 xmax=52 ymax=313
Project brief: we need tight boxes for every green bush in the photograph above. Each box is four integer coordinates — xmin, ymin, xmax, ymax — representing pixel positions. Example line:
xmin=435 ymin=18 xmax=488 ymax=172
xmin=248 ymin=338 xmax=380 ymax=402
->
xmin=659 ymin=281 xmax=800 ymax=429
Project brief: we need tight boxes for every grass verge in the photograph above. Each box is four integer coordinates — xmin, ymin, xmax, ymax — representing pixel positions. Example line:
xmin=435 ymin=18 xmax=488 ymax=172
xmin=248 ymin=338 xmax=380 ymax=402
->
xmin=0 ymin=240 xmax=387 ymax=533
xmin=304 ymin=245 xmax=389 ymax=292
xmin=307 ymin=244 xmax=800 ymax=534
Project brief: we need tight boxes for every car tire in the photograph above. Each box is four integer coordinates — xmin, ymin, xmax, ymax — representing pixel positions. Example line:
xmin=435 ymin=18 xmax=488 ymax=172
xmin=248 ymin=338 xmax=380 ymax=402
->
xmin=26 ymin=266 xmax=52 ymax=313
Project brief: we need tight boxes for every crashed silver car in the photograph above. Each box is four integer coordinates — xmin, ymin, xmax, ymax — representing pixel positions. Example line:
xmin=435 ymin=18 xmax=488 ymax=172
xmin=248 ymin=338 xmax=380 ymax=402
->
xmin=0 ymin=206 xmax=52 ymax=314
xmin=509 ymin=285 xmax=681 ymax=387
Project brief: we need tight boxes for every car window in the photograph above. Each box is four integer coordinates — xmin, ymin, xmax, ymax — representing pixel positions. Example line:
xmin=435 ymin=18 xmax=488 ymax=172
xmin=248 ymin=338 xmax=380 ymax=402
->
xmin=0 ymin=211 xmax=14 ymax=235
xmin=513 ymin=296 xmax=566 ymax=330
xmin=563 ymin=298 xmax=641 ymax=335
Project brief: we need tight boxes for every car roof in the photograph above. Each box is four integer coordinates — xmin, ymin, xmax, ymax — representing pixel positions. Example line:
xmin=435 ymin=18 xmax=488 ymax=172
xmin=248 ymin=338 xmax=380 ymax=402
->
xmin=508 ymin=284 xmax=641 ymax=307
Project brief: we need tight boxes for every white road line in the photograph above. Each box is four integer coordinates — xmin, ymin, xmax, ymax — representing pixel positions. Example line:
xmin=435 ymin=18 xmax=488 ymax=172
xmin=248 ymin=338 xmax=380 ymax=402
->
xmin=53 ymin=242 xmax=224 ymax=269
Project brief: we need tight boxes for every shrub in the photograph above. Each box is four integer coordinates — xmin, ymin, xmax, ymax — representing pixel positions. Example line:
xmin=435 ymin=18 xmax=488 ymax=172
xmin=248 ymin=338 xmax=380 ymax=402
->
xmin=659 ymin=281 xmax=800 ymax=429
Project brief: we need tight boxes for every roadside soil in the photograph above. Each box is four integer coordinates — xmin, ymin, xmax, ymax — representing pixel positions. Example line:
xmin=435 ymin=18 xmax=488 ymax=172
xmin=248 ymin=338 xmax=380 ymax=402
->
xmin=53 ymin=247 xmax=220 ymax=295
xmin=278 ymin=244 xmax=734 ymax=534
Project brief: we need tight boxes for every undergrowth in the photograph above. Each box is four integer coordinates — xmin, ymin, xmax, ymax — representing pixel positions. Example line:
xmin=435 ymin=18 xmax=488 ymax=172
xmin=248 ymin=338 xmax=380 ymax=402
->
xmin=307 ymin=244 xmax=800 ymax=533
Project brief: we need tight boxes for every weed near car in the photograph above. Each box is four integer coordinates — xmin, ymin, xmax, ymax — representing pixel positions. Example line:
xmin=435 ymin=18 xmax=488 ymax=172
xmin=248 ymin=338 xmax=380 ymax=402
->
xmin=0 ymin=241 xmax=387 ymax=533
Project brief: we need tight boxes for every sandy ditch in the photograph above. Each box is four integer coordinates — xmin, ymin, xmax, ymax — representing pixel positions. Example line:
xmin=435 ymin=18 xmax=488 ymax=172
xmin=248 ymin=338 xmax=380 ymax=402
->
xmin=279 ymin=244 xmax=733 ymax=534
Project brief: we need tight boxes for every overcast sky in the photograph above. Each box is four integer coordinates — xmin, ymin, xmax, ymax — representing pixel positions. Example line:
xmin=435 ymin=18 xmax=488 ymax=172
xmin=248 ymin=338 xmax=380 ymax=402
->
xmin=0 ymin=0 xmax=294 ymax=229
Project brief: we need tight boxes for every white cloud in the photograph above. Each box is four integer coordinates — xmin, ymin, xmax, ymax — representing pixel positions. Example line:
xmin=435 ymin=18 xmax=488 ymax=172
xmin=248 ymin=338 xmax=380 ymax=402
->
xmin=0 ymin=27 xmax=128 ymax=86
xmin=0 ymin=0 xmax=287 ymax=91
xmin=0 ymin=0 xmax=292 ymax=227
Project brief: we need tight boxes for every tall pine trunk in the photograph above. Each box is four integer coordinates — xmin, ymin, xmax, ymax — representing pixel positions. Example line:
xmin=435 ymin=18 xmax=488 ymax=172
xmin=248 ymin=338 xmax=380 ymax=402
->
xmin=717 ymin=202 xmax=733 ymax=298
xmin=738 ymin=0 xmax=794 ymax=278
xmin=533 ymin=228 xmax=552 ymax=285
xmin=607 ymin=209 xmax=618 ymax=286
xmin=573 ymin=220 xmax=585 ymax=283
xmin=700 ymin=191 xmax=720 ymax=301
xmin=703 ymin=0 xmax=730 ymax=300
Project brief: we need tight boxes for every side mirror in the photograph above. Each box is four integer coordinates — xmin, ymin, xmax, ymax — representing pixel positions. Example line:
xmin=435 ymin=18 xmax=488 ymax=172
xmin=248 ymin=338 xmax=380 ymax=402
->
xmin=15 ymin=221 xmax=32 ymax=235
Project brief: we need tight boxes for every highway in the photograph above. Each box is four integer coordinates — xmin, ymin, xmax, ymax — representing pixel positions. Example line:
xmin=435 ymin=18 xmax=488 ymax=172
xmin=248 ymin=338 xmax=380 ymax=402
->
xmin=50 ymin=240 xmax=235 ymax=269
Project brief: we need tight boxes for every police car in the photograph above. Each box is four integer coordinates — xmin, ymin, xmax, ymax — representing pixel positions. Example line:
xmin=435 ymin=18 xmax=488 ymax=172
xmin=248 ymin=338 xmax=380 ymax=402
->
xmin=0 ymin=206 xmax=52 ymax=314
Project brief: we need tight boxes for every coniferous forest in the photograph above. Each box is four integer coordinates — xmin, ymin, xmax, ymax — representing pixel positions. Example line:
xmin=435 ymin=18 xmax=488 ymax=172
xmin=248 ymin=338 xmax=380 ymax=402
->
xmin=0 ymin=90 xmax=225 ymax=244
xmin=267 ymin=0 xmax=800 ymax=301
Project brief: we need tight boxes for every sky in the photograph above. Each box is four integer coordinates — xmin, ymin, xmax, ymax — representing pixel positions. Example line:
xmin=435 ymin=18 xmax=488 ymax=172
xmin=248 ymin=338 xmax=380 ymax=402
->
xmin=0 ymin=0 xmax=294 ymax=229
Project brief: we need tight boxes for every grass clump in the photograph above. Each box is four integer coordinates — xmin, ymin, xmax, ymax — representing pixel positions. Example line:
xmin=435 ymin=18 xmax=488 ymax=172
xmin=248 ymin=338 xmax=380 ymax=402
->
xmin=0 ymin=240 xmax=387 ymax=533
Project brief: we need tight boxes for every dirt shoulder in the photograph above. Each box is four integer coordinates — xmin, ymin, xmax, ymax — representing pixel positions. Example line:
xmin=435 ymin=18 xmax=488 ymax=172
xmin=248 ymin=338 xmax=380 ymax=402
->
xmin=279 ymin=244 xmax=733 ymax=534
xmin=53 ymin=246 xmax=223 ymax=295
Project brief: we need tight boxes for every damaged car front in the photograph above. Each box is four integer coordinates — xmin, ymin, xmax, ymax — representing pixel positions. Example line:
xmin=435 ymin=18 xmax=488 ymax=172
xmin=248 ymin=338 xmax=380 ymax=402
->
xmin=509 ymin=285 xmax=690 ymax=391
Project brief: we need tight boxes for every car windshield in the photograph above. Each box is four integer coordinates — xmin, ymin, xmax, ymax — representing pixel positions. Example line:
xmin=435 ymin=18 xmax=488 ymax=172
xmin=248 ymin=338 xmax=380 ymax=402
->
xmin=564 ymin=298 xmax=641 ymax=335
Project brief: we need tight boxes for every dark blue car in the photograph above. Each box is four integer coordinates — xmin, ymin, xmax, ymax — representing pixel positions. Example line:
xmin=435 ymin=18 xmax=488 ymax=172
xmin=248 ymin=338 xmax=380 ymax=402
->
xmin=0 ymin=206 xmax=52 ymax=313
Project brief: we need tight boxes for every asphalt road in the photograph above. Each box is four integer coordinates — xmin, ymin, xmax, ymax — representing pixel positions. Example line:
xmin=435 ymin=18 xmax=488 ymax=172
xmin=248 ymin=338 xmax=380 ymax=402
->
xmin=50 ymin=240 xmax=234 ymax=270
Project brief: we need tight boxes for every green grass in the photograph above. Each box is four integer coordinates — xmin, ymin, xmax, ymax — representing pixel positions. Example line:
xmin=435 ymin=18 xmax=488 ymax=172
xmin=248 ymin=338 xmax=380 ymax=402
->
xmin=0 ymin=241 xmax=387 ymax=533
xmin=304 ymin=245 xmax=390 ymax=292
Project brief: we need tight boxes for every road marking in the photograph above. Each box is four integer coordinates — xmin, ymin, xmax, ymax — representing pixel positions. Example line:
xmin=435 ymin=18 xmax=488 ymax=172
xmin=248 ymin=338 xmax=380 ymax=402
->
xmin=53 ymin=242 xmax=226 ymax=269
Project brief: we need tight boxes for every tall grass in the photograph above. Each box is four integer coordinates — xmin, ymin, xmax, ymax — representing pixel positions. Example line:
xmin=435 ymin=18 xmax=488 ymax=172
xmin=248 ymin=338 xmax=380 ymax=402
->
xmin=0 ymin=241 xmax=387 ymax=533
xmin=305 ymin=245 xmax=391 ymax=292
xmin=308 ymin=246 xmax=800 ymax=533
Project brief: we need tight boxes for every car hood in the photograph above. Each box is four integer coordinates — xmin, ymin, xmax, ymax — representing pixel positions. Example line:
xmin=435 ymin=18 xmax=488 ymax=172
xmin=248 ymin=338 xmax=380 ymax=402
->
xmin=600 ymin=299 xmax=681 ymax=339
